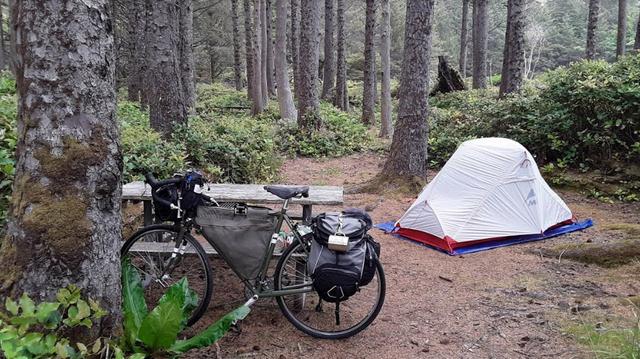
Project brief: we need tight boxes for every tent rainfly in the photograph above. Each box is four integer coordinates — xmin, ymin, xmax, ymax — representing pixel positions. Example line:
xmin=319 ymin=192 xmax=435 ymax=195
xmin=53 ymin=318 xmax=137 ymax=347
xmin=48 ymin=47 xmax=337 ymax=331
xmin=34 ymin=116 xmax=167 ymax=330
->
xmin=395 ymin=138 xmax=576 ymax=254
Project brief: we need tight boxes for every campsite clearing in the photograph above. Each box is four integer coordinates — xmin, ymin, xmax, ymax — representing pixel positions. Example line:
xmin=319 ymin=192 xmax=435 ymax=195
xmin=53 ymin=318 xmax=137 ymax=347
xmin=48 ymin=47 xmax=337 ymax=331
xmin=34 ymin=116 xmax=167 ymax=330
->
xmin=176 ymin=152 xmax=639 ymax=359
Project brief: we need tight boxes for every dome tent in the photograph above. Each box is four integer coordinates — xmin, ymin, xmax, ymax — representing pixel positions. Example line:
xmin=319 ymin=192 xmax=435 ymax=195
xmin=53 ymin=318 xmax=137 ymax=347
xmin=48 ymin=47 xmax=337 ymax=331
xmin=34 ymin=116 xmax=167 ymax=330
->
xmin=394 ymin=138 xmax=588 ymax=255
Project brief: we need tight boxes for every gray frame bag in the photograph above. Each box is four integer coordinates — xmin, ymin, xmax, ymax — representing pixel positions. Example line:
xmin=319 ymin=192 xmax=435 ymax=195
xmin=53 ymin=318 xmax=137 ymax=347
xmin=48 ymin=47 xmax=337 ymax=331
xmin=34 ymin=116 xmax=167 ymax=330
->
xmin=196 ymin=205 xmax=276 ymax=280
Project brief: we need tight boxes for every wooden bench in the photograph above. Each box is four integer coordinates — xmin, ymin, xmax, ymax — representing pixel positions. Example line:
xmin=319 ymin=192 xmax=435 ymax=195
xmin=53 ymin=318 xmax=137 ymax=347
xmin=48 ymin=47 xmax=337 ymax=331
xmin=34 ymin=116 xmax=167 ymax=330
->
xmin=122 ymin=181 xmax=344 ymax=226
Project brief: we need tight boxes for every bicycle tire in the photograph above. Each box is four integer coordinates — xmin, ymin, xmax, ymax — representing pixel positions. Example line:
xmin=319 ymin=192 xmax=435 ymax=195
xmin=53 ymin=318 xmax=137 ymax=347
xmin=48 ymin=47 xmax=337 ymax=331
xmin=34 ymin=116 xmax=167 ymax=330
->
xmin=274 ymin=240 xmax=386 ymax=339
xmin=121 ymin=224 xmax=213 ymax=326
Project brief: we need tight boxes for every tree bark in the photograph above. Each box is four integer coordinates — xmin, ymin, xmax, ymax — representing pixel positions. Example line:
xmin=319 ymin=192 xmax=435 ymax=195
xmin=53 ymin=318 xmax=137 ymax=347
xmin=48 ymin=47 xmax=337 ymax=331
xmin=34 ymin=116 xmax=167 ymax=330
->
xmin=251 ymin=0 xmax=265 ymax=114
xmin=635 ymin=8 xmax=640 ymax=50
xmin=147 ymin=0 xmax=187 ymax=135
xmin=430 ymin=56 xmax=466 ymax=95
xmin=178 ymin=0 xmax=195 ymax=112
xmin=472 ymin=0 xmax=488 ymax=89
xmin=291 ymin=0 xmax=300 ymax=99
xmin=333 ymin=0 xmax=349 ymax=111
xmin=244 ymin=0 xmax=255 ymax=99
xmin=586 ymin=0 xmax=600 ymax=60
xmin=127 ymin=0 xmax=146 ymax=102
xmin=265 ymin=0 xmax=276 ymax=96
xmin=379 ymin=0 xmax=391 ymax=138
xmin=232 ymin=0 xmax=244 ymax=90
xmin=8 ymin=0 xmax=15 ymax=75
xmin=499 ymin=0 xmax=526 ymax=96
xmin=297 ymin=0 xmax=322 ymax=129
xmin=616 ymin=0 xmax=627 ymax=58
xmin=321 ymin=0 xmax=335 ymax=100
xmin=275 ymin=0 xmax=297 ymax=121
xmin=0 ymin=0 xmax=121 ymax=340
xmin=260 ymin=0 xmax=269 ymax=104
xmin=459 ymin=0 xmax=470 ymax=77
xmin=362 ymin=0 xmax=376 ymax=126
xmin=0 ymin=1 xmax=5 ymax=70
xmin=382 ymin=0 xmax=434 ymax=179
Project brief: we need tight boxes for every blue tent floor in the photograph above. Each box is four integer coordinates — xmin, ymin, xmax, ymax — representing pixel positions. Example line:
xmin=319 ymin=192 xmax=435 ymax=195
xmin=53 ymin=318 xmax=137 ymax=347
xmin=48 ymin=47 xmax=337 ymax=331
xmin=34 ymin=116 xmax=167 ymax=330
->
xmin=374 ymin=219 xmax=594 ymax=255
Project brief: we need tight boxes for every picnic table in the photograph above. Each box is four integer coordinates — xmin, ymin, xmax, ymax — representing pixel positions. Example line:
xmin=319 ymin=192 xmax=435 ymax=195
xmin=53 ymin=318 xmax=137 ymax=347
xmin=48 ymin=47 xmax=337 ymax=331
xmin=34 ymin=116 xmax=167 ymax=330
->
xmin=122 ymin=181 xmax=344 ymax=226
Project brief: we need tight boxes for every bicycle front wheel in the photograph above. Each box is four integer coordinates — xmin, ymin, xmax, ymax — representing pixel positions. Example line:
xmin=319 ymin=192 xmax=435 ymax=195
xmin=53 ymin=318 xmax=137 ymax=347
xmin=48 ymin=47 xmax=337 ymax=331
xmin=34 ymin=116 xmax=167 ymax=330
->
xmin=121 ymin=224 xmax=213 ymax=326
xmin=274 ymin=240 xmax=386 ymax=339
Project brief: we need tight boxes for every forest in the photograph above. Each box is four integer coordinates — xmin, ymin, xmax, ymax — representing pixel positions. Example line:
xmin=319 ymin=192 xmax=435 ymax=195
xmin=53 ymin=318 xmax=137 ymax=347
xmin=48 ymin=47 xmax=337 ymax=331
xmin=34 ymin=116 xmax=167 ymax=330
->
xmin=0 ymin=0 xmax=639 ymax=358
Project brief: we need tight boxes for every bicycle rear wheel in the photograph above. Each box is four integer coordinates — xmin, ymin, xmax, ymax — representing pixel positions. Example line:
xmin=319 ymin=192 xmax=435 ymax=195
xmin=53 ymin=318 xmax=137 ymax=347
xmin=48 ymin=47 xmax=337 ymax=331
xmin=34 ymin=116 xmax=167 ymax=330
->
xmin=274 ymin=240 xmax=385 ymax=339
xmin=120 ymin=224 xmax=213 ymax=326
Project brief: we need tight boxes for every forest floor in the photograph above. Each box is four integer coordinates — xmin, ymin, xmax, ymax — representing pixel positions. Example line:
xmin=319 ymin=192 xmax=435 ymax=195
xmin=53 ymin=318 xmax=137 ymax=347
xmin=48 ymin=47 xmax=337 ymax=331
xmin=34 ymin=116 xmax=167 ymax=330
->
xmin=182 ymin=152 xmax=640 ymax=359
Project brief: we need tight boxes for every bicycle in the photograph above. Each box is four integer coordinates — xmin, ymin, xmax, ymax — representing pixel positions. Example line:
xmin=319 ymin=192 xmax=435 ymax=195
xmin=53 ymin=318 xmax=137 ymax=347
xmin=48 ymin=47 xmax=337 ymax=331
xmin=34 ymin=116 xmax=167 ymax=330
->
xmin=121 ymin=172 xmax=385 ymax=339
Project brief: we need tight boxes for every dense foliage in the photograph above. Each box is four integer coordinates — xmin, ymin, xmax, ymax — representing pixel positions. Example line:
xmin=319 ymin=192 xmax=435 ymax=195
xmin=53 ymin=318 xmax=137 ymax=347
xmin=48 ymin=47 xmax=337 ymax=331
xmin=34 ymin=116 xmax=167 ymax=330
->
xmin=0 ymin=73 xmax=16 ymax=225
xmin=430 ymin=55 xmax=640 ymax=173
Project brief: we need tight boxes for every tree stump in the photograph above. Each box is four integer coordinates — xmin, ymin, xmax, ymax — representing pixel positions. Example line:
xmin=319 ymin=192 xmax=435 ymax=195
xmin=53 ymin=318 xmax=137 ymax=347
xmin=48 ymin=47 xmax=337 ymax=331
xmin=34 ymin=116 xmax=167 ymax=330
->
xmin=430 ymin=56 xmax=466 ymax=96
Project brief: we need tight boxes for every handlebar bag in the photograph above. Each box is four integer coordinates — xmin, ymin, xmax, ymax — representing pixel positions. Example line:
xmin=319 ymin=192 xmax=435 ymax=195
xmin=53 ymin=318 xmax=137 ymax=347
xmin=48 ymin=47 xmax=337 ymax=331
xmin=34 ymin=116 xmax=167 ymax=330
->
xmin=153 ymin=184 xmax=179 ymax=222
xmin=196 ymin=205 xmax=275 ymax=280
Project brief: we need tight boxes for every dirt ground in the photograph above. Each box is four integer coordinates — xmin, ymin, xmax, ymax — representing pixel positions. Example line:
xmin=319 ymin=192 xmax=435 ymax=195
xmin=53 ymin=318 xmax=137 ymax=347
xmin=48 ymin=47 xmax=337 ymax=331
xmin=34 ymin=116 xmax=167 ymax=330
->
xmin=182 ymin=152 xmax=640 ymax=359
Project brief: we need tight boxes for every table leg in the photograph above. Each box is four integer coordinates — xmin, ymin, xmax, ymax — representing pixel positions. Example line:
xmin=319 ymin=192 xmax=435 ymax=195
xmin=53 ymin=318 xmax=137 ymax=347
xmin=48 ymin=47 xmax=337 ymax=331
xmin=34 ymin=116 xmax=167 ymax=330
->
xmin=143 ymin=200 xmax=153 ymax=226
xmin=302 ymin=204 xmax=312 ymax=224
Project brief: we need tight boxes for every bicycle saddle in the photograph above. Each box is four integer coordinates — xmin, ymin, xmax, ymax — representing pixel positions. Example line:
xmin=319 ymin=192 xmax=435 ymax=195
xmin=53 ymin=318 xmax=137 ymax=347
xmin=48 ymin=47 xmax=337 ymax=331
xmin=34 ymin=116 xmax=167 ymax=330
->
xmin=264 ymin=185 xmax=309 ymax=199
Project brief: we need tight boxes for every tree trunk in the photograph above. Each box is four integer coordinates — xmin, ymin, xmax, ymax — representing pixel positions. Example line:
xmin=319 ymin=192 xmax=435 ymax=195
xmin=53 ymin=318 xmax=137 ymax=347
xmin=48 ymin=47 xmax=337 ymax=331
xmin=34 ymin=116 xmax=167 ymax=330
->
xmin=275 ymin=0 xmax=297 ymax=121
xmin=244 ymin=0 xmax=255 ymax=99
xmin=321 ymin=0 xmax=335 ymax=100
xmin=297 ymin=0 xmax=322 ymax=129
xmin=251 ymin=0 xmax=265 ymax=114
xmin=8 ymin=0 xmax=15 ymax=75
xmin=379 ymin=0 xmax=391 ymax=138
xmin=586 ymin=0 xmax=600 ymax=60
xmin=635 ymin=8 xmax=640 ymax=50
xmin=265 ymin=0 xmax=276 ymax=96
xmin=232 ymin=0 xmax=244 ymax=90
xmin=616 ymin=0 xmax=627 ymax=58
xmin=178 ymin=0 xmax=195 ymax=112
xmin=147 ymin=0 xmax=187 ymax=135
xmin=333 ymin=0 xmax=349 ymax=111
xmin=260 ymin=0 xmax=269 ymax=104
xmin=472 ymin=0 xmax=488 ymax=89
xmin=0 ymin=0 xmax=121 ymax=340
xmin=0 ymin=1 xmax=5 ymax=70
xmin=291 ymin=0 xmax=300 ymax=99
xmin=382 ymin=0 xmax=434 ymax=179
xmin=499 ymin=0 xmax=526 ymax=96
xmin=459 ymin=0 xmax=470 ymax=77
xmin=362 ymin=0 xmax=376 ymax=126
xmin=127 ymin=0 xmax=145 ymax=102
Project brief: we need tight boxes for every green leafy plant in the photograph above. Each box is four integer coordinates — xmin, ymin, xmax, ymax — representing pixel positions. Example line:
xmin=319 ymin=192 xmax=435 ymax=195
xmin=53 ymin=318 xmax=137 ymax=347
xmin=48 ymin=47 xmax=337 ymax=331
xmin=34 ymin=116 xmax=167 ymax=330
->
xmin=121 ymin=259 xmax=252 ymax=356
xmin=0 ymin=285 xmax=121 ymax=359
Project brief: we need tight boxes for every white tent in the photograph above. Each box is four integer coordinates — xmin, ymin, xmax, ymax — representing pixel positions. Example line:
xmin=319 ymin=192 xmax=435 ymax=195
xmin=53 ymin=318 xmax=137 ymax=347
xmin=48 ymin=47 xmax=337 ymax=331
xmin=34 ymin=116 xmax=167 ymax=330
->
xmin=395 ymin=138 xmax=573 ymax=253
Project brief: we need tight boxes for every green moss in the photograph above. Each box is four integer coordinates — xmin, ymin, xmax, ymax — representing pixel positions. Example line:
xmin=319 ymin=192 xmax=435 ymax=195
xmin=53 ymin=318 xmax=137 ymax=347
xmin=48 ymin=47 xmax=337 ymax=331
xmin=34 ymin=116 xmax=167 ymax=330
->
xmin=603 ymin=223 xmax=640 ymax=238
xmin=543 ymin=239 xmax=640 ymax=268
xmin=35 ymin=136 xmax=106 ymax=186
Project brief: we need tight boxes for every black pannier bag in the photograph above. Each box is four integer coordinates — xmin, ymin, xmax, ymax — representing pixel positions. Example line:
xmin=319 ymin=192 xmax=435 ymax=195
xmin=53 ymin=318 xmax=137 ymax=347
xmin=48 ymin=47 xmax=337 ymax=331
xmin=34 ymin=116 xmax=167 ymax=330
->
xmin=308 ymin=210 xmax=379 ymax=303
xmin=196 ymin=205 xmax=276 ymax=280
xmin=180 ymin=171 xmax=206 ymax=211
xmin=153 ymin=184 xmax=179 ymax=222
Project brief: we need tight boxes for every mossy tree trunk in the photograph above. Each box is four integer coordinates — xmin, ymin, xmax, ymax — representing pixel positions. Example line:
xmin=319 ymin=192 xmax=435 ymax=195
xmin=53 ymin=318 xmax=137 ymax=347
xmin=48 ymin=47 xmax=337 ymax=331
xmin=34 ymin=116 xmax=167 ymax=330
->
xmin=251 ymin=0 xmax=265 ymax=114
xmin=333 ymin=0 xmax=349 ymax=111
xmin=381 ymin=0 xmax=434 ymax=179
xmin=586 ymin=0 xmax=600 ymax=60
xmin=297 ymin=0 xmax=322 ymax=130
xmin=472 ymin=0 xmax=488 ymax=89
xmin=362 ymin=0 xmax=376 ymax=126
xmin=321 ymin=0 xmax=335 ymax=100
xmin=265 ymin=0 xmax=276 ymax=97
xmin=275 ymin=0 xmax=297 ymax=121
xmin=126 ymin=0 xmax=146 ymax=103
xmin=0 ymin=0 xmax=122 ymax=340
xmin=635 ymin=8 xmax=640 ymax=50
xmin=147 ymin=0 xmax=187 ymax=136
xmin=260 ymin=0 xmax=269 ymax=105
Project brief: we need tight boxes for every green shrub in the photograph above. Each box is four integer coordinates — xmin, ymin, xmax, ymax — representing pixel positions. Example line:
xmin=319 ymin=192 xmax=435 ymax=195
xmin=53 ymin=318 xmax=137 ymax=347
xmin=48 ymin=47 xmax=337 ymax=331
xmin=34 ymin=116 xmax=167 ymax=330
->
xmin=173 ymin=114 xmax=280 ymax=183
xmin=278 ymin=102 xmax=372 ymax=157
xmin=195 ymin=83 xmax=251 ymax=114
xmin=0 ymin=75 xmax=16 ymax=226
xmin=429 ymin=54 xmax=640 ymax=171
xmin=119 ymin=101 xmax=188 ymax=183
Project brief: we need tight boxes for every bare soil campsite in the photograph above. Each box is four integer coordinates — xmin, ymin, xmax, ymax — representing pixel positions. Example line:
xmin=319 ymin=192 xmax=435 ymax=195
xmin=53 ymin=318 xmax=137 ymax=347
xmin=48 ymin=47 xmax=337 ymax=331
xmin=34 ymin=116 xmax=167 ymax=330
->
xmin=179 ymin=153 xmax=640 ymax=359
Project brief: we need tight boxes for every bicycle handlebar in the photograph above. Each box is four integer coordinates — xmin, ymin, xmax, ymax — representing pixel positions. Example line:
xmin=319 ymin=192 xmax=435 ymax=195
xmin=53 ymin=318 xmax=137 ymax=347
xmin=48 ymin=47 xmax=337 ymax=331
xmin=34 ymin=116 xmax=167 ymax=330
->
xmin=145 ymin=172 xmax=183 ymax=210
